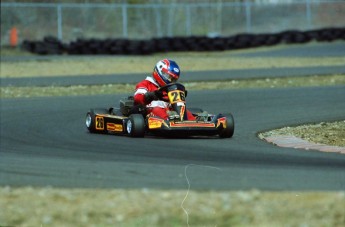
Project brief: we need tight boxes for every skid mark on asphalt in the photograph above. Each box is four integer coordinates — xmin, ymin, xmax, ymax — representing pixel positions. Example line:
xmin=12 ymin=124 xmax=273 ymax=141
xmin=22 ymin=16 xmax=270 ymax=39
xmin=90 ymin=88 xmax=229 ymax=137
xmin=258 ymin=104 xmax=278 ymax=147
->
xmin=181 ymin=164 xmax=221 ymax=227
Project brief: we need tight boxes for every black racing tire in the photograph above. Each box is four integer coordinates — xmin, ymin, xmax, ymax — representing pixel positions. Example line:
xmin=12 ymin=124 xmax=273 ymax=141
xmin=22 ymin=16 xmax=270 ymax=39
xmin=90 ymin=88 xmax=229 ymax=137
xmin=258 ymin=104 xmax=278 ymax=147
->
xmin=85 ymin=108 xmax=108 ymax=133
xmin=86 ymin=109 xmax=97 ymax=133
xmin=219 ymin=114 xmax=235 ymax=138
xmin=127 ymin=114 xmax=145 ymax=137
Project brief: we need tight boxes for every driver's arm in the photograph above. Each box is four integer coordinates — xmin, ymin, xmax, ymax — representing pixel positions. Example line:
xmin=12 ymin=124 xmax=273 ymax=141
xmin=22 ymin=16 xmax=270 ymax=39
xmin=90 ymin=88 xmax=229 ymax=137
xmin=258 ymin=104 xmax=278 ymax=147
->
xmin=134 ymin=93 xmax=145 ymax=105
xmin=134 ymin=85 xmax=159 ymax=105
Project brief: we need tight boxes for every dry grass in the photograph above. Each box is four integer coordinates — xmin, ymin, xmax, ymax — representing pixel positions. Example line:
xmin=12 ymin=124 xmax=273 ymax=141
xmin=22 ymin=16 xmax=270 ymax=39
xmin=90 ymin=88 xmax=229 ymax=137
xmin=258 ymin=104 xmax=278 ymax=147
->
xmin=1 ymin=187 xmax=344 ymax=227
xmin=1 ymin=47 xmax=344 ymax=78
xmin=1 ymin=74 xmax=344 ymax=98
xmin=2 ymin=56 xmax=344 ymax=78
xmin=260 ymin=121 xmax=345 ymax=147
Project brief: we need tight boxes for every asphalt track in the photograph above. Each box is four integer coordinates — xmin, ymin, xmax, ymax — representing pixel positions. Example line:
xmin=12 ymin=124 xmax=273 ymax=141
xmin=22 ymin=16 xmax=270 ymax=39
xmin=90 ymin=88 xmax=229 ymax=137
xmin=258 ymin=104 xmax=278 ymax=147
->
xmin=1 ymin=43 xmax=345 ymax=191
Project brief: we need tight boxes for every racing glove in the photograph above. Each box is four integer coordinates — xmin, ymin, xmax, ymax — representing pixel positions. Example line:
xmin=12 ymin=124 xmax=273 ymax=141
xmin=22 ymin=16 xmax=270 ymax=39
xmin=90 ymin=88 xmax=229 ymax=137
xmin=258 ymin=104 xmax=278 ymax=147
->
xmin=144 ymin=91 xmax=159 ymax=103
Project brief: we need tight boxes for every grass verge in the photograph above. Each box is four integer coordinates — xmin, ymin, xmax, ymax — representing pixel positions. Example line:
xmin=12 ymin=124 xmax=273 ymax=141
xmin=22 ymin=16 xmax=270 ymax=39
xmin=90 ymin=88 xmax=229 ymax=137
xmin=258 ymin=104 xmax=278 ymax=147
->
xmin=1 ymin=45 xmax=345 ymax=78
xmin=260 ymin=120 xmax=345 ymax=147
xmin=1 ymin=74 xmax=344 ymax=98
xmin=1 ymin=187 xmax=344 ymax=227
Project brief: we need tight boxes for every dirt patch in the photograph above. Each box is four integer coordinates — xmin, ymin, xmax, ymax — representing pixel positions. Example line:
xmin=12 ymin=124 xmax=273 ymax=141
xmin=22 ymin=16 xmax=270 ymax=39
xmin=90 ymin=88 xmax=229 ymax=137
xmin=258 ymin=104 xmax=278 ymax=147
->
xmin=259 ymin=121 xmax=345 ymax=149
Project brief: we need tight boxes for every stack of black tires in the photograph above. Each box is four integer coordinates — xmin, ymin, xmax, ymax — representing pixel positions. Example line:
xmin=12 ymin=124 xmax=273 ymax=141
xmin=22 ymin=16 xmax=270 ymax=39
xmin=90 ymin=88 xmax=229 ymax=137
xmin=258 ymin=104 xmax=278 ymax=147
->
xmin=21 ymin=27 xmax=345 ymax=55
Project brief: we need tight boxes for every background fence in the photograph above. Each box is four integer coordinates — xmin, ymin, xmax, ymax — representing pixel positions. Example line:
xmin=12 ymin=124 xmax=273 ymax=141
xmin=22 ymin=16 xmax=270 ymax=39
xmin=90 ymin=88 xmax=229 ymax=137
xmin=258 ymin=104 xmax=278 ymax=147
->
xmin=1 ymin=0 xmax=345 ymax=46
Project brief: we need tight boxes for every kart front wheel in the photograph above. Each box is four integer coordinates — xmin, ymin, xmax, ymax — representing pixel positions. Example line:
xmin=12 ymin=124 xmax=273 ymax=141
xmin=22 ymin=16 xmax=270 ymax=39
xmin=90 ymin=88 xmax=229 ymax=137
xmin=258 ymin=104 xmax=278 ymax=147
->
xmin=127 ymin=114 xmax=145 ymax=137
xmin=219 ymin=114 xmax=235 ymax=138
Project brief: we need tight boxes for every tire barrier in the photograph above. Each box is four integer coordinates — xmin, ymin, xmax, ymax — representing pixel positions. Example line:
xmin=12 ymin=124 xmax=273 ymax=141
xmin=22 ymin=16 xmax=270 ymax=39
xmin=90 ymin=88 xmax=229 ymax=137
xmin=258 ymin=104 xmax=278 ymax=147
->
xmin=21 ymin=27 xmax=345 ymax=55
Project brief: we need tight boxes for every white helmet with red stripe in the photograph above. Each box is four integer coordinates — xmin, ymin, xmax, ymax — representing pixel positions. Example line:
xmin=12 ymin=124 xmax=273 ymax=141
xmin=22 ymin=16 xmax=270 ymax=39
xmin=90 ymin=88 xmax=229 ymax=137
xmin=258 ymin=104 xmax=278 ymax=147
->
xmin=152 ymin=59 xmax=180 ymax=87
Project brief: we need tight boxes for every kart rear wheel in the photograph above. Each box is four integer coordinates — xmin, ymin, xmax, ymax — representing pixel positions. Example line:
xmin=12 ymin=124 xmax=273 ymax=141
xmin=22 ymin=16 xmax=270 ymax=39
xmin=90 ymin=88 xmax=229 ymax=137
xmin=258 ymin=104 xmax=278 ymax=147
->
xmin=127 ymin=114 xmax=145 ymax=137
xmin=86 ymin=108 xmax=108 ymax=133
xmin=219 ymin=114 xmax=235 ymax=138
xmin=86 ymin=110 xmax=97 ymax=133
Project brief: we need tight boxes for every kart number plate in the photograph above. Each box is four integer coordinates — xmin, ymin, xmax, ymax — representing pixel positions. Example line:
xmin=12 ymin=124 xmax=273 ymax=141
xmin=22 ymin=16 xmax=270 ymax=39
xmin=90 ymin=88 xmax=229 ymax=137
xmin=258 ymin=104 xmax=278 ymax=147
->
xmin=95 ymin=116 xmax=104 ymax=130
xmin=168 ymin=90 xmax=185 ymax=104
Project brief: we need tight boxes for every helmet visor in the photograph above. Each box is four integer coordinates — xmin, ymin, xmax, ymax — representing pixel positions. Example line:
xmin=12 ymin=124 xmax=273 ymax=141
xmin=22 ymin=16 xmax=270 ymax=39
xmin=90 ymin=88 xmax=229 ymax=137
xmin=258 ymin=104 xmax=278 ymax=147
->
xmin=161 ymin=69 xmax=178 ymax=83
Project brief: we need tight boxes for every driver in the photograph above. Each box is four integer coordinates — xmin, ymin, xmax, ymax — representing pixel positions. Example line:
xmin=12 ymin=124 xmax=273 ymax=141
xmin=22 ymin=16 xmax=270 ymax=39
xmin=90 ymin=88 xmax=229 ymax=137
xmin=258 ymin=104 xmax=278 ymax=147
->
xmin=133 ymin=59 xmax=195 ymax=120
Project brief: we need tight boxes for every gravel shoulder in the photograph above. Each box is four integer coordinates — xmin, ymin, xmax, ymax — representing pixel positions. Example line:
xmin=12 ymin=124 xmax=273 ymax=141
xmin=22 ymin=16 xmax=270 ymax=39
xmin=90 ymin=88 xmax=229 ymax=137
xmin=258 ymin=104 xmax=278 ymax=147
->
xmin=260 ymin=121 xmax=345 ymax=147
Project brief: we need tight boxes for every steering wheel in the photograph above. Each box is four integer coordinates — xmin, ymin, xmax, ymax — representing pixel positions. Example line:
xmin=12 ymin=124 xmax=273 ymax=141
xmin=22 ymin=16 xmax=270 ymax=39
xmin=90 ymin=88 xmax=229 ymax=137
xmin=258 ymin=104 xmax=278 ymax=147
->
xmin=158 ymin=82 xmax=185 ymax=92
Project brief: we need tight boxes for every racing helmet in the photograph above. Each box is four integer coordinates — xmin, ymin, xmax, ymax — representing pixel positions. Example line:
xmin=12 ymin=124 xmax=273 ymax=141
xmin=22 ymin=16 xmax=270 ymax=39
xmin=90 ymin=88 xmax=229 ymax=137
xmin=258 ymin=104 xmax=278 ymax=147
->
xmin=152 ymin=59 xmax=180 ymax=87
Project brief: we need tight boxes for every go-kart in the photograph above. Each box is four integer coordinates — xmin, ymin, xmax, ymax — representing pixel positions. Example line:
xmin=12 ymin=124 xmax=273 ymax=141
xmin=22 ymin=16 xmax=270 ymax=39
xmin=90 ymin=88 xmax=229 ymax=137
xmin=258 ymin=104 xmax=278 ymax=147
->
xmin=85 ymin=83 xmax=234 ymax=138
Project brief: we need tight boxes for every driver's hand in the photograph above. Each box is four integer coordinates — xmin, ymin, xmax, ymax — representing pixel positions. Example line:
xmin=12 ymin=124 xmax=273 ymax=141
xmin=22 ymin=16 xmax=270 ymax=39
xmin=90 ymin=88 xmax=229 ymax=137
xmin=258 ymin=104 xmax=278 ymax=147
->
xmin=154 ymin=90 xmax=163 ymax=99
xmin=144 ymin=91 xmax=159 ymax=103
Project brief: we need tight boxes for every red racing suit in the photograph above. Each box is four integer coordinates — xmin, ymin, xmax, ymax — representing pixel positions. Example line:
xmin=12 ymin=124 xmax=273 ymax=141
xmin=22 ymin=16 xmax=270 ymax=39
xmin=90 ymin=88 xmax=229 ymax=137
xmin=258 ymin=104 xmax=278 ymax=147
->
xmin=133 ymin=76 xmax=195 ymax=120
